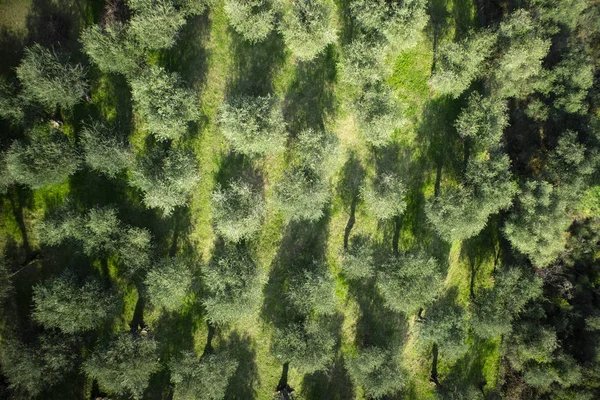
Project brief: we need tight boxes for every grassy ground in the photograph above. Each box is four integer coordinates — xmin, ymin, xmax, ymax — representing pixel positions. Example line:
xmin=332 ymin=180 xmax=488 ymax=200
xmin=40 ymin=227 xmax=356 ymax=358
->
xmin=0 ymin=0 xmax=506 ymax=398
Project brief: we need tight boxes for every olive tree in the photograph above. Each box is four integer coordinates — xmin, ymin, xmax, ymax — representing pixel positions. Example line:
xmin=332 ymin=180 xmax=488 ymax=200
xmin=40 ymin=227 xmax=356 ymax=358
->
xmin=145 ymin=257 xmax=193 ymax=312
xmin=203 ymin=245 xmax=265 ymax=324
xmin=0 ymin=334 xmax=76 ymax=397
xmin=287 ymin=264 xmax=337 ymax=316
xmin=130 ymin=66 xmax=199 ymax=141
xmin=32 ymin=274 xmax=119 ymax=333
xmin=377 ymin=252 xmax=442 ymax=315
xmin=127 ymin=0 xmax=187 ymax=50
xmin=80 ymin=22 xmax=141 ymax=76
xmin=5 ymin=124 xmax=80 ymax=189
xmin=294 ymin=128 xmax=339 ymax=177
xmin=418 ymin=301 xmax=468 ymax=362
xmin=271 ymin=317 xmax=335 ymax=374
xmin=16 ymin=44 xmax=87 ymax=110
xmin=503 ymin=180 xmax=572 ymax=267
xmin=341 ymin=235 xmax=374 ymax=280
xmin=224 ymin=0 xmax=275 ymax=43
xmin=354 ymin=84 xmax=404 ymax=147
xmin=338 ymin=37 xmax=390 ymax=89
xmin=504 ymin=320 xmax=558 ymax=371
xmin=82 ymin=332 xmax=160 ymax=400
xmin=454 ymin=92 xmax=509 ymax=151
xmin=81 ymin=121 xmax=132 ymax=178
xmin=430 ymin=30 xmax=497 ymax=98
xmin=218 ymin=94 xmax=286 ymax=156
xmin=273 ymin=166 xmax=329 ymax=222
xmin=130 ymin=147 xmax=201 ymax=215
xmin=170 ymin=351 xmax=238 ymax=400
xmin=360 ymin=172 xmax=407 ymax=220
xmin=212 ymin=178 xmax=265 ymax=243
xmin=279 ymin=0 xmax=337 ymax=61
xmin=0 ymin=78 xmax=24 ymax=123
xmin=345 ymin=346 xmax=406 ymax=399
xmin=470 ymin=265 xmax=542 ymax=339
xmin=350 ymin=0 xmax=428 ymax=50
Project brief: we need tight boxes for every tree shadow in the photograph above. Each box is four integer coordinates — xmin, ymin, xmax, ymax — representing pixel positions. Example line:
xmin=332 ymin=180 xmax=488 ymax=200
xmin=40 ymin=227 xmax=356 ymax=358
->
xmin=25 ymin=0 xmax=82 ymax=50
xmin=224 ymin=331 xmax=260 ymax=400
xmin=282 ymin=47 xmax=337 ymax=134
xmin=336 ymin=152 xmax=366 ymax=249
xmin=227 ymin=28 xmax=286 ymax=97
xmin=301 ymin=354 xmax=355 ymax=400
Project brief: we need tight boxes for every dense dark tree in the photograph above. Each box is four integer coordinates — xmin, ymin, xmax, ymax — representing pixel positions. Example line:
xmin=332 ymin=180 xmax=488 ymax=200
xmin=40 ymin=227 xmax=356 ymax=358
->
xmin=341 ymin=235 xmax=374 ymax=280
xmin=212 ymin=178 xmax=265 ymax=243
xmin=549 ymin=48 xmax=594 ymax=114
xmin=0 ymin=78 xmax=24 ymax=123
xmin=130 ymin=146 xmax=200 ymax=215
xmin=279 ymin=0 xmax=337 ymax=61
xmin=218 ymin=94 xmax=287 ymax=156
xmin=130 ymin=66 xmax=199 ymax=141
xmin=286 ymin=263 xmax=337 ymax=316
xmin=5 ymin=124 xmax=80 ymax=189
xmin=360 ymin=172 xmax=407 ymax=220
xmin=16 ymin=44 xmax=87 ymax=110
xmin=0 ymin=259 xmax=11 ymax=304
xmin=81 ymin=121 xmax=132 ymax=178
xmin=145 ymin=257 xmax=193 ymax=312
xmin=203 ymin=245 xmax=264 ymax=324
xmin=454 ymin=92 xmax=508 ymax=151
xmin=377 ymin=252 xmax=442 ymax=315
xmin=170 ymin=351 xmax=238 ymax=400
xmin=32 ymin=273 xmax=119 ymax=333
xmin=271 ymin=317 xmax=335 ymax=374
xmin=273 ymin=166 xmax=329 ymax=222
xmin=345 ymin=346 xmax=407 ymax=399
xmin=504 ymin=319 xmax=558 ymax=371
xmin=82 ymin=332 xmax=160 ymax=400
xmin=224 ymin=0 xmax=275 ymax=43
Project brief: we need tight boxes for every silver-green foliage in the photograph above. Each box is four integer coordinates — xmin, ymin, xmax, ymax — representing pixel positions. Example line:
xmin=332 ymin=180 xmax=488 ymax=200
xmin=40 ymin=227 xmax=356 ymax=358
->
xmin=16 ymin=44 xmax=87 ymax=110
xmin=377 ymin=252 xmax=442 ymax=315
xmin=5 ymin=124 xmax=79 ymax=189
xmin=338 ymin=37 xmax=390 ymax=89
xmin=0 ymin=78 xmax=24 ymax=123
xmin=287 ymin=264 xmax=337 ymax=316
xmin=273 ymin=166 xmax=329 ymax=222
xmin=345 ymin=347 xmax=406 ymax=399
xmin=203 ymin=245 xmax=265 ymax=324
xmin=218 ymin=94 xmax=286 ymax=156
xmin=32 ymin=274 xmax=118 ymax=333
xmin=418 ymin=302 xmax=468 ymax=361
xmin=127 ymin=0 xmax=187 ymax=50
xmin=271 ymin=317 xmax=335 ymax=374
xmin=81 ymin=121 xmax=132 ymax=178
xmin=294 ymin=128 xmax=339 ymax=177
xmin=145 ymin=257 xmax=193 ymax=312
xmin=212 ymin=179 xmax=265 ymax=243
xmin=130 ymin=66 xmax=199 ymax=141
xmin=279 ymin=0 xmax=337 ymax=61
xmin=454 ymin=92 xmax=509 ymax=151
xmin=354 ymin=85 xmax=404 ymax=147
xmin=430 ymin=30 xmax=497 ymax=98
xmin=80 ymin=22 xmax=141 ymax=76
xmin=130 ymin=147 xmax=200 ymax=215
xmin=341 ymin=235 xmax=374 ymax=280
xmin=360 ymin=172 xmax=407 ymax=220
xmin=170 ymin=351 xmax=238 ymax=400
xmin=82 ymin=332 xmax=160 ymax=400
xmin=224 ymin=0 xmax=275 ymax=43
xmin=470 ymin=265 xmax=542 ymax=339
xmin=350 ymin=0 xmax=428 ymax=50
xmin=503 ymin=180 xmax=572 ymax=267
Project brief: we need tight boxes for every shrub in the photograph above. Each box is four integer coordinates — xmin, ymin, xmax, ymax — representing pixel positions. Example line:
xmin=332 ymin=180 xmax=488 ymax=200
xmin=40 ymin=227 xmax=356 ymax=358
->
xmin=16 ymin=44 xmax=87 ymax=110
xmin=279 ymin=0 xmax=337 ymax=61
xmin=218 ymin=94 xmax=286 ymax=156
xmin=212 ymin=178 xmax=265 ymax=243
